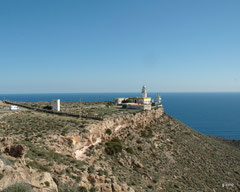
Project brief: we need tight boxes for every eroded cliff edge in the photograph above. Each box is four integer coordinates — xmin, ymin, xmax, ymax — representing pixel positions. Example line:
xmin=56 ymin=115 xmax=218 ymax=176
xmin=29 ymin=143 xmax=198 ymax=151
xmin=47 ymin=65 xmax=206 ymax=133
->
xmin=72 ymin=107 xmax=164 ymax=161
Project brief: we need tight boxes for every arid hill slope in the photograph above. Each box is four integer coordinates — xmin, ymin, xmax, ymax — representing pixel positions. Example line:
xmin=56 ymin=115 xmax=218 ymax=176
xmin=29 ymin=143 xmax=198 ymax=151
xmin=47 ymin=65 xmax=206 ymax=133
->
xmin=0 ymin=103 xmax=239 ymax=191
xmin=85 ymin=113 xmax=240 ymax=191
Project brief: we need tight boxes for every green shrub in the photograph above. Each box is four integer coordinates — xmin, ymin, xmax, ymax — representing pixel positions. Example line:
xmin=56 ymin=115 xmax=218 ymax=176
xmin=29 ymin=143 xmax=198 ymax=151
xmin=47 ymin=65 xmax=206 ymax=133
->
xmin=26 ymin=160 xmax=50 ymax=172
xmin=126 ymin=147 xmax=134 ymax=154
xmin=97 ymin=169 xmax=104 ymax=176
xmin=79 ymin=186 xmax=88 ymax=192
xmin=59 ymin=188 xmax=76 ymax=192
xmin=105 ymin=137 xmax=122 ymax=155
xmin=105 ymin=129 xmax=112 ymax=135
xmin=97 ymin=169 xmax=108 ymax=177
xmin=58 ymin=183 xmax=88 ymax=192
xmin=88 ymin=165 xmax=95 ymax=174
xmin=105 ymin=102 xmax=114 ymax=107
xmin=0 ymin=173 xmax=4 ymax=180
xmin=136 ymin=139 xmax=142 ymax=144
xmin=147 ymin=185 xmax=153 ymax=189
xmin=44 ymin=181 xmax=50 ymax=187
xmin=137 ymin=146 xmax=143 ymax=151
xmin=111 ymin=137 xmax=121 ymax=142
xmin=141 ymin=127 xmax=153 ymax=138
xmin=90 ymin=187 xmax=97 ymax=192
xmin=70 ymin=175 xmax=81 ymax=182
xmin=3 ymin=183 xmax=32 ymax=192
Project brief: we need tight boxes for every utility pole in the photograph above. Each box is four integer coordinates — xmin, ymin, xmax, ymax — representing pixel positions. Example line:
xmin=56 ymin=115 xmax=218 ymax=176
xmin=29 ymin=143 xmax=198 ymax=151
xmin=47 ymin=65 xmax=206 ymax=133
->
xmin=79 ymin=98 xmax=82 ymax=118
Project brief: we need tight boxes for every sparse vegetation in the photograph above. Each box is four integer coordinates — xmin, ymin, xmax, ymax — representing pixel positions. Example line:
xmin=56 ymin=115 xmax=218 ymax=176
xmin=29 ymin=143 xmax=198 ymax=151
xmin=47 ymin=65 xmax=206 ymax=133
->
xmin=1 ymin=102 xmax=240 ymax=191
xmin=26 ymin=160 xmax=50 ymax=172
xmin=2 ymin=183 xmax=32 ymax=192
xmin=140 ymin=127 xmax=153 ymax=138
xmin=58 ymin=184 xmax=86 ymax=192
xmin=0 ymin=173 xmax=4 ymax=180
xmin=18 ymin=101 xmax=136 ymax=118
xmin=87 ymin=165 xmax=95 ymax=174
xmin=44 ymin=181 xmax=50 ymax=187
xmin=1 ymin=111 xmax=89 ymax=139
xmin=105 ymin=128 xmax=112 ymax=135
xmin=0 ymin=156 xmax=13 ymax=166
xmin=90 ymin=187 xmax=97 ymax=192
xmin=105 ymin=137 xmax=123 ymax=155
xmin=126 ymin=147 xmax=134 ymax=154
xmin=78 ymin=186 xmax=88 ymax=192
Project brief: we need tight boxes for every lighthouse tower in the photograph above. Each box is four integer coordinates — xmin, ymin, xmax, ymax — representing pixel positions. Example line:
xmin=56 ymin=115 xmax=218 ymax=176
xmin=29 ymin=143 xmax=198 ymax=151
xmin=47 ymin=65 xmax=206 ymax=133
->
xmin=141 ymin=85 xmax=147 ymax=98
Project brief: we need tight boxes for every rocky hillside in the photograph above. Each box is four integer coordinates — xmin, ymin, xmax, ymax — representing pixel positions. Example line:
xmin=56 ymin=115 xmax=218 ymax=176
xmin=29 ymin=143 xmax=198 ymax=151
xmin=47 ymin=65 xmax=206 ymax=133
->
xmin=0 ymin=103 xmax=240 ymax=191
xmin=83 ymin=113 xmax=240 ymax=191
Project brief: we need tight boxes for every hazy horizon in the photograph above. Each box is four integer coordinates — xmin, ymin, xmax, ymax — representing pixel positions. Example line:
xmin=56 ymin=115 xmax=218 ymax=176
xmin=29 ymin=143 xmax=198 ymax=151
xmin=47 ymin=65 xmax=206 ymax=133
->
xmin=1 ymin=91 xmax=240 ymax=95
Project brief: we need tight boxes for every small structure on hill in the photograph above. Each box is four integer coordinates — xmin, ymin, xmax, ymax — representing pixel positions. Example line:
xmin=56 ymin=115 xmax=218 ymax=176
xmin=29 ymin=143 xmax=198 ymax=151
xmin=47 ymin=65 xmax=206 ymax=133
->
xmin=9 ymin=105 xmax=19 ymax=111
xmin=115 ymin=98 xmax=128 ymax=105
xmin=51 ymin=99 xmax=60 ymax=111
xmin=155 ymin=94 xmax=162 ymax=106
xmin=114 ymin=86 xmax=162 ymax=110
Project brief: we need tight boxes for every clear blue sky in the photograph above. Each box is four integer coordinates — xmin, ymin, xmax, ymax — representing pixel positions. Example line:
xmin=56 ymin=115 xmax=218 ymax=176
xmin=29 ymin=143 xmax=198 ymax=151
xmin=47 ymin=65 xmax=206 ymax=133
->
xmin=0 ymin=0 xmax=240 ymax=93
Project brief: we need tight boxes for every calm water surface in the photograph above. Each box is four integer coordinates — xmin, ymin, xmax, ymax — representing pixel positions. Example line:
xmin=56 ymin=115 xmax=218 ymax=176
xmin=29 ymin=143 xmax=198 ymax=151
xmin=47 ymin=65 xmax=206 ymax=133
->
xmin=1 ymin=92 xmax=240 ymax=140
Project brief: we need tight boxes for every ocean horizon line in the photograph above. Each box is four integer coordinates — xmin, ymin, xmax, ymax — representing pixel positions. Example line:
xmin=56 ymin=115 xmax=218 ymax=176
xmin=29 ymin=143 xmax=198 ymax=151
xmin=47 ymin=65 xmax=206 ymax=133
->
xmin=1 ymin=91 xmax=240 ymax=95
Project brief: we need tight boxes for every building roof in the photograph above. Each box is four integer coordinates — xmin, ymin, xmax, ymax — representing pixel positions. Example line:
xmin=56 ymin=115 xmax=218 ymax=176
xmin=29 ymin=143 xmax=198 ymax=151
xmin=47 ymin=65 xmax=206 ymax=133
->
xmin=124 ymin=103 xmax=144 ymax=106
xmin=114 ymin=98 xmax=127 ymax=100
xmin=128 ymin=97 xmax=152 ymax=99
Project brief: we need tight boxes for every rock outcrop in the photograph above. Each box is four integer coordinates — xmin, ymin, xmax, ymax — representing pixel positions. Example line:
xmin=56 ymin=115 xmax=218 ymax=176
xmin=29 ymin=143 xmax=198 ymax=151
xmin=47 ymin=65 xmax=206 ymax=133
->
xmin=0 ymin=157 xmax=58 ymax=192
xmin=73 ymin=107 xmax=164 ymax=160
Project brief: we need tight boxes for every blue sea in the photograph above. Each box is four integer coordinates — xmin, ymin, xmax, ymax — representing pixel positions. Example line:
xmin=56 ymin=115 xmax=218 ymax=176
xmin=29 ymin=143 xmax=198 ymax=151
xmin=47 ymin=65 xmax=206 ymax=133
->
xmin=1 ymin=92 xmax=240 ymax=140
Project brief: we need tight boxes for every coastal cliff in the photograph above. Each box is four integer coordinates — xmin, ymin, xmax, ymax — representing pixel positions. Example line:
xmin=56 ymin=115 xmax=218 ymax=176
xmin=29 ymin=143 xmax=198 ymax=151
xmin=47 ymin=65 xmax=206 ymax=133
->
xmin=0 ymin=102 xmax=240 ymax=191
xmin=72 ymin=107 xmax=164 ymax=160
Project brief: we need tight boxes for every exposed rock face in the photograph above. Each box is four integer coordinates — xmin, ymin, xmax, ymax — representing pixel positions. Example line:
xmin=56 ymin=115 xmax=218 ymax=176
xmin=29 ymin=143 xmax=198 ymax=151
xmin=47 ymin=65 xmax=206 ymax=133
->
xmin=73 ymin=107 xmax=164 ymax=160
xmin=0 ymin=137 xmax=14 ymax=153
xmin=0 ymin=158 xmax=58 ymax=191
xmin=82 ymin=114 xmax=240 ymax=191
xmin=75 ymin=173 xmax=135 ymax=192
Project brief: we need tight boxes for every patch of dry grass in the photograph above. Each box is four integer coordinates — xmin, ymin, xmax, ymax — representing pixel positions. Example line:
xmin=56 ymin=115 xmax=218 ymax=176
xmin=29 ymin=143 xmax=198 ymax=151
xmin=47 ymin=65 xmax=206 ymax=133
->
xmin=19 ymin=101 xmax=138 ymax=118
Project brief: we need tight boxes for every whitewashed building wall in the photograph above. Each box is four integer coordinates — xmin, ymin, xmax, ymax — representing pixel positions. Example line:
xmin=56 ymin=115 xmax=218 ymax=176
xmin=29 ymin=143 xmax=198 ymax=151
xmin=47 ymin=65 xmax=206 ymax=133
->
xmin=52 ymin=99 xmax=60 ymax=111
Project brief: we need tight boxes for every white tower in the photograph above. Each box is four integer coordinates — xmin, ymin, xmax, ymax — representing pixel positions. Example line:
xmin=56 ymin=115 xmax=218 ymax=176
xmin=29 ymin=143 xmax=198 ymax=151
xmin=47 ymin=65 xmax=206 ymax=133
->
xmin=156 ymin=94 xmax=162 ymax=105
xmin=52 ymin=99 xmax=60 ymax=111
xmin=141 ymin=85 xmax=147 ymax=98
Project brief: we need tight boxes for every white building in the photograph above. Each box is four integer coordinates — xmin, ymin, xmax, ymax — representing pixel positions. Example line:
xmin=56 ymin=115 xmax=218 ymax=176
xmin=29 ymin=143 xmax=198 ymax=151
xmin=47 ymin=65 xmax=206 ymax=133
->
xmin=114 ymin=98 xmax=127 ymax=105
xmin=52 ymin=99 xmax=60 ymax=111
xmin=127 ymin=97 xmax=152 ymax=105
xmin=9 ymin=105 xmax=19 ymax=111
xmin=127 ymin=86 xmax=152 ymax=105
xmin=124 ymin=103 xmax=151 ymax=110
xmin=155 ymin=94 xmax=162 ymax=105
xmin=114 ymin=86 xmax=153 ymax=110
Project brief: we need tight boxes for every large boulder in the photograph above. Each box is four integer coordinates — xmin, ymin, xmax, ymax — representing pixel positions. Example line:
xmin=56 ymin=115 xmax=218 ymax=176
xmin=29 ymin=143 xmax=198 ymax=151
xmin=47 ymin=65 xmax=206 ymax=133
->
xmin=0 ymin=159 xmax=58 ymax=192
